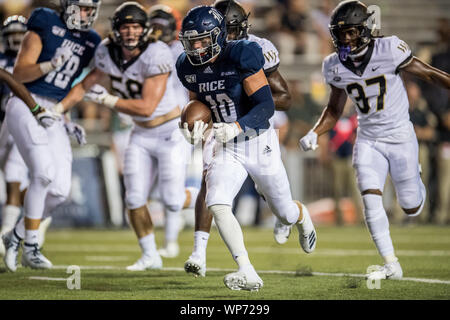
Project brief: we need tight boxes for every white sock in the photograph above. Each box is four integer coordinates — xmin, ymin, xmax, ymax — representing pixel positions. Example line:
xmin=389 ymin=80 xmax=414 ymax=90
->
xmin=1 ymin=205 xmax=21 ymax=235
xmin=383 ymin=254 xmax=398 ymax=264
xmin=25 ymin=229 xmax=39 ymax=245
xmin=192 ymin=231 xmax=210 ymax=258
xmin=164 ymin=209 xmax=180 ymax=245
xmin=363 ymin=194 xmax=395 ymax=258
xmin=210 ymin=204 xmax=249 ymax=266
xmin=138 ymin=233 xmax=157 ymax=257
xmin=185 ymin=187 xmax=200 ymax=209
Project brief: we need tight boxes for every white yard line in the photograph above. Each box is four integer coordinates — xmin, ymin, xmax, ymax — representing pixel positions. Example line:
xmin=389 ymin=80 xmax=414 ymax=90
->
xmin=43 ymin=265 xmax=450 ymax=285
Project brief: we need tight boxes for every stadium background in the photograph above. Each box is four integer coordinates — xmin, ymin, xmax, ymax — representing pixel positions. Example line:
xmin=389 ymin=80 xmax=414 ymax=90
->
xmin=0 ymin=0 xmax=449 ymax=230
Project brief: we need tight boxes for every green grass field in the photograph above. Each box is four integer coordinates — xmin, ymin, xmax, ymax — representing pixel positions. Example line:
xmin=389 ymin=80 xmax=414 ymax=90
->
xmin=0 ymin=225 xmax=449 ymax=300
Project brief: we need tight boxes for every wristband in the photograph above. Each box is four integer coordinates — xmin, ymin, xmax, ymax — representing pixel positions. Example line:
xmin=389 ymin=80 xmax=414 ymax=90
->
xmin=31 ymin=104 xmax=41 ymax=115
xmin=39 ymin=61 xmax=55 ymax=75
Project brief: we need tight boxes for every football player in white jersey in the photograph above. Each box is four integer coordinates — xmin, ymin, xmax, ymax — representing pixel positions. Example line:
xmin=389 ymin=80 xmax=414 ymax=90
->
xmin=58 ymin=2 xmax=190 ymax=270
xmin=148 ymin=4 xmax=200 ymax=258
xmin=182 ymin=0 xmax=311 ymax=279
xmin=299 ymin=0 xmax=450 ymax=281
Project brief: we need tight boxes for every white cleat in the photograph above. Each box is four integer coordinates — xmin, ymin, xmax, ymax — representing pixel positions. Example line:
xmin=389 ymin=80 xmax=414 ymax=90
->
xmin=366 ymin=261 xmax=403 ymax=281
xmin=223 ymin=264 xmax=263 ymax=292
xmin=21 ymin=242 xmax=53 ymax=270
xmin=295 ymin=201 xmax=317 ymax=253
xmin=37 ymin=217 xmax=52 ymax=249
xmin=158 ymin=242 xmax=180 ymax=258
xmin=184 ymin=254 xmax=206 ymax=277
xmin=2 ymin=231 xmax=22 ymax=272
xmin=273 ymin=218 xmax=292 ymax=244
xmin=126 ymin=254 xmax=163 ymax=271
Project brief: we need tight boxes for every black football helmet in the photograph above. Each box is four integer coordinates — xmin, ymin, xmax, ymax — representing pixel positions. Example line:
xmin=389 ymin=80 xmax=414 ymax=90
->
xmin=213 ymin=0 xmax=250 ymax=40
xmin=111 ymin=2 xmax=150 ymax=50
xmin=148 ymin=4 xmax=177 ymax=43
xmin=1 ymin=15 xmax=27 ymax=54
xmin=329 ymin=0 xmax=374 ymax=61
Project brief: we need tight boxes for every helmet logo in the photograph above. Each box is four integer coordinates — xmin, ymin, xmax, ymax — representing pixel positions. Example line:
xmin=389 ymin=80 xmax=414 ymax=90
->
xmin=209 ymin=8 xmax=223 ymax=23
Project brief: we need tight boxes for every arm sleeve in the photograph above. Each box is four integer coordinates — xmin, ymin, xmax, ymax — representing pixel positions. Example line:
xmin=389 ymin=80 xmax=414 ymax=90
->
xmin=236 ymin=84 xmax=275 ymax=131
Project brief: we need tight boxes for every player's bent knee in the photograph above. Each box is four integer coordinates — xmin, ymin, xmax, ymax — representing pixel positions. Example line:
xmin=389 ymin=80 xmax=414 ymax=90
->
xmin=125 ymin=194 xmax=146 ymax=210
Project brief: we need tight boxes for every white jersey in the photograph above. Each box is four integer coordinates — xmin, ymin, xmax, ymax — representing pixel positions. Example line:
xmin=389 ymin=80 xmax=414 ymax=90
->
xmin=94 ymin=39 xmax=178 ymax=122
xmin=323 ymin=36 xmax=414 ymax=143
xmin=170 ymin=40 xmax=189 ymax=109
xmin=247 ymin=34 xmax=281 ymax=128
xmin=247 ymin=34 xmax=279 ymax=73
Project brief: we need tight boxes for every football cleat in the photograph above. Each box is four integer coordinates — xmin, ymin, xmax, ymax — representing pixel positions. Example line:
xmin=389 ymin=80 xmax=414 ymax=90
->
xmin=273 ymin=218 xmax=292 ymax=244
xmin=223 ymin=264 xmax=263 ymax=292
xmin=2 ymin=230 xmax=22 ymax=272
xmin=158 ymin=242 xmax=179 ymax=258
xmin=366 ymin=261 xmax=403 ymax=281
xmin=38 ymin=217 xmax=52 ymax=249
xmin=295 ymin=201 xmax=317 ymax=253
xmin=184 ymin=254 xmax=206 ymax=277
xmin=21 ymin=242 xmax=53 ymax=269
xmin=126 ymin=254 xmax=163 ymax=271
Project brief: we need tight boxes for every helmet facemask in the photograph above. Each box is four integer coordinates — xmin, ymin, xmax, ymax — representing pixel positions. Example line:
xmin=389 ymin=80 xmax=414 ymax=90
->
xmin=62 ymin=0 xmax=101 ymax=31
xmin=116 ymin=23 xmax=146 ymax=50
xmin=180 ymin=27 xmax=222 ymax=66
xmin=1 ymin=16 xmax=27 ymax=54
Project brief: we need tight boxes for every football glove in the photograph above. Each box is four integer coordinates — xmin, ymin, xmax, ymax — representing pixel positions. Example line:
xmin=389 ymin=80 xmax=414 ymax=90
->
xmin=35 ymin=108 xmax=61 ymax=128
xmin=65 ymin=121 xmax=86 ymax=146
xmin=51 ymin=46 xmax=73 ymax=69
xmin=213 ymin=122 xmax=241 ymax=143
xmin=299 ymin=130 xmax=318 ymax=151
xmin=179 ymin=120 xmax=208 ymax=145
xmin=85 ymin=84 xmax=119 ymax=108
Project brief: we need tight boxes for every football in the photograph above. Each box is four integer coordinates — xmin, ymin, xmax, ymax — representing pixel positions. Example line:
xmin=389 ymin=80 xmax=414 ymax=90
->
xmin=180 ymin=100 xmax=212 ymax=131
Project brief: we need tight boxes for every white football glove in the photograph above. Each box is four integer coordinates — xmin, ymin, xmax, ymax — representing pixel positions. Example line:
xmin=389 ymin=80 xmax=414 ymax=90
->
xmin=51 ymin=46 xmax=73 ymax=69
xmin=65 ymin=122 xmax=86 ymax=145
xmin=35 ymin=108 xmax=61 ymax=128
xmin=213 ymin=122 xmax=241 ymax=143
xmin=179 ymin=120 xmax=208 ymax=145
xmin=299 ymin=130 xmax=318 ymax=151
xmin=85 ymin=84 xmax=119 ymax=108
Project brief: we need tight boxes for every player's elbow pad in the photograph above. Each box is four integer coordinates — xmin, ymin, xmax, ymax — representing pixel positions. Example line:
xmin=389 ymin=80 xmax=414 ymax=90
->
xmin=237 ymin=85 xmax=275 ymax=131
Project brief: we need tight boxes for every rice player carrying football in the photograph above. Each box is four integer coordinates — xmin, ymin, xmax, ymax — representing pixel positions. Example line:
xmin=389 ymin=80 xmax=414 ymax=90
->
xmin=182 ymin=0 xmax=296 ymax=279
xmin=58 ymin=2 xmax=192 ymax=270
xmin=148 ymin=4 xmax=200 ymax=259
xmin=176 ymin=5 xmax=316 ymax=291
xmin=2 ymin=0 xmax=101 ymax=272
xmin=299 ymin=0 xmax=450 ymax=281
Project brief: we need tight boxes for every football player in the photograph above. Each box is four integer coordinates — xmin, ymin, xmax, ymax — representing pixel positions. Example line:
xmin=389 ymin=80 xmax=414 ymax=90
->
xmin=183 ymin=0 xmax=296 ymax=278
xmin=57 ymin=2 xmax=190 ymax=270
xmin=2 ymin=0 xmax=101 ymax=272
xmin=176 ymin=5 xmax=316 ymax=291
xmin=299 ymin=0 xmax=450 ymax=280
xmin=148 ymin=4 xmax=200 ymax=258
xmin=0 ymin=15 xmax=53 ymax=257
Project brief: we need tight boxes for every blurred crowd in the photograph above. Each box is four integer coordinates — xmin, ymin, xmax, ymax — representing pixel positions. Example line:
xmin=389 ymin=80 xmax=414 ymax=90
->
xmin=0 ymin=0 xmax=449 ymax=226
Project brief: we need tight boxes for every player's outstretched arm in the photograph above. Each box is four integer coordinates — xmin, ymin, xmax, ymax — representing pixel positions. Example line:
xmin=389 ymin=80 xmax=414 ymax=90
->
xmin=0 ymin=68 xmax=37 ymax=110
xmin=113 ymin=73 xmax=170 ymax=117
xmin=299 ymin=85 xmax=347 ymax=151
xmin=401 ymin=57 xmax=450 ymax=89
xmin=57 ymin=68 xmax=105 ymax=113
xmin=267 ymin=69 xmax=292 ymax=111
